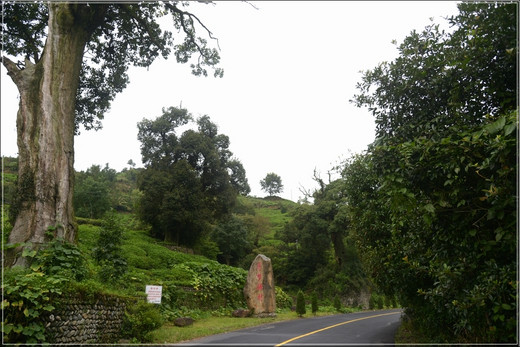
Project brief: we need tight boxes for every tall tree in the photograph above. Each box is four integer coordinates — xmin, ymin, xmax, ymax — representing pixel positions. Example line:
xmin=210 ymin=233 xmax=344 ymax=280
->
xmin=137 ymin=107 xmax=249 ymax=246
xmin=2 ymin=2 xmax=222 ymax=266
xmin=260 ymin=172 xmax=284 ymax=196
xmin=348 ymin=3 xmax=517 ymax=342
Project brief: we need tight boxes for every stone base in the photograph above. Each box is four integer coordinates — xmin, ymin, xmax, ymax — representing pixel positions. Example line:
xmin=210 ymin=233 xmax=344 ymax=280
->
xmin=174 ymin=317 xmax=194 ymax=327
xmin=232 ymin=309 xmax=252 ymax=318
xmin=253 ymin=312 xmax=277 ymax=318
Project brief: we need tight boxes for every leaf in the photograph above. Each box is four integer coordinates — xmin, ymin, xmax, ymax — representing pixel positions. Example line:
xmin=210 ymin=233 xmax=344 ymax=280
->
xmin=424 ymin=203 xmax=435 ymax=213
xmin=484 ymin=116 xmax=506 ymax=134
xmin=3 ymin=323 xmax=14 ymax=334
xmin=504 ymin=122 xmax=516 ymax=136
xmin=501 ymin=303 xmax=512 ymax=310
xmin=22 ymin=248 xmax=37 ymax=258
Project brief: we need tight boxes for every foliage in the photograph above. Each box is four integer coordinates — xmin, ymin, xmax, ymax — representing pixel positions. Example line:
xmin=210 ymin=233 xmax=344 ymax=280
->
xmin=122 ymin=300 xmax=164 ymax=342
xmin=35 ymin=234 xmax=89 ymax=282
xmin=92 ymin=212 xmax=128 ymax=282
xmin=275 ymin=286 xmax=293 ymax=310
xmin=137 ymin=107 xmax=249 ymax=247
xmin=296 ymin=290 xmax=306 ymax=317
xmin=74 ymin=164 xmax=142 ymax=217
xmin=212 ymin=215 xmax=252 ymax=265
xmin=1 ymin=2 xmax=223 ymax=132
xmin=347 ymin=2 xmax=517 ymax=342
xmin=311 ymin=291 xmax=318 ymax=315
xmin=1 ymin=156 xmax=18 ymax=206
xmin=260 ymin=172 xmax=284 ymax=196
xmin=369 ymin=293 xmax=384 ymax=310
xmin=351 ymin=3 xmax=516 ymax=142
xmin=2 ymin=267 xmax=64 ymax=343
xmin=74 ymin=165 xmax=112 ymax=218
xmin=183 ymin=262 xmax=248 ymax=309
xmin=2 ymin=236 xmax=87 ymax=343
xmin=333 ymin=295 xmax=341 ymax=312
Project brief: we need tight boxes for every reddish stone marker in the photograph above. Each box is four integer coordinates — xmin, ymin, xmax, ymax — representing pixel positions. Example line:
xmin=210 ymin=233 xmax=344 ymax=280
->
xmin=243 ymin=254 xmax=276 ymax=316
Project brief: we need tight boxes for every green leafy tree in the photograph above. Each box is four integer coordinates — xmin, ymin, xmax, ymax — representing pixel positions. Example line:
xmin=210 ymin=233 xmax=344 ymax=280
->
xmin=73 ymin=165 xmax=114 ymax=219
xmin=296 ymin=290 xmax=306 ymax=317
xmin=278 ymin=204 xmax=330 ymax=286
xmin=212 ymin=215 xmax=251 ymax=266
xmin=2 ymin=2 xmax=222 ymax=266
xmin=137 ymin=107 xmax=249 ymax=247
xmin=347 ymin=3 xmax=517 ymax=342
xmin=260 ymin=172 xmax=284 ymax=196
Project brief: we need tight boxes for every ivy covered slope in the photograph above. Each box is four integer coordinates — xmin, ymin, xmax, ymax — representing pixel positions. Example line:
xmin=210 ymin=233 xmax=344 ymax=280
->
xmin=77 ymin=215 xmax=249 ymax=314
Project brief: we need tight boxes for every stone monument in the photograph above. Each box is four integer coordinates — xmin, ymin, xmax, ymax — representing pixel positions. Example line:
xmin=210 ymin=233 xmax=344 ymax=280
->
xmin=243 ymin=254 xmax=276 ymax=316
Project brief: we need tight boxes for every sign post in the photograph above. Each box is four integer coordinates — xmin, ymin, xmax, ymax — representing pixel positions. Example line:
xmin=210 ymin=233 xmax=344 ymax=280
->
xmin=145 ymin=285 xmax=162 ymax=304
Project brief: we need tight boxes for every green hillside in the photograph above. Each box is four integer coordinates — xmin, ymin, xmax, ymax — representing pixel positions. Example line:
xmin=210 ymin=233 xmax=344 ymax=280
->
xmin=2 ymin=157 xmax=376 ymax=344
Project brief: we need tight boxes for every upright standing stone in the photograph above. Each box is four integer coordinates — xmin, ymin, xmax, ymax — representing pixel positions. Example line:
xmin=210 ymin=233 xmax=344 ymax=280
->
xmin=244 ymin=254 xmax=276 ymax=316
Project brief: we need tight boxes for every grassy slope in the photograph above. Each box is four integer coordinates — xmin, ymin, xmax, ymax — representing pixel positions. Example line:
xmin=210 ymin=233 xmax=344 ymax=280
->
xmin=75 ymin=197 xmax=305 ymax=343
xmin=237 ymin=195 xmax=296 ymax=240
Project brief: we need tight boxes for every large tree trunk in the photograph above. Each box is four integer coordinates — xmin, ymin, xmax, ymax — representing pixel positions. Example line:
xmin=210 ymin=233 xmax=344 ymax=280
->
xmin=3 ymin=4 xmax=91 ymax=267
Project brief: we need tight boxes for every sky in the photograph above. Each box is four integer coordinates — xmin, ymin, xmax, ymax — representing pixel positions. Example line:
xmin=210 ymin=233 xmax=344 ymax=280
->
xmin=1 ymin=1 xmax=460 ymax=201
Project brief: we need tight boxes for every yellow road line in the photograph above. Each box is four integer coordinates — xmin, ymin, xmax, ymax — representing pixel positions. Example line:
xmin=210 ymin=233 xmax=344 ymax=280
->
xmin=275 ymin=311 xmax=401 ymax=346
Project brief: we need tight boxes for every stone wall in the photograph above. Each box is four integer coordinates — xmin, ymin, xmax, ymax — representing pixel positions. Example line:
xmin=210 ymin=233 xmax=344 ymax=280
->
xmin=43 ymin=295 xmax=130 ymax=344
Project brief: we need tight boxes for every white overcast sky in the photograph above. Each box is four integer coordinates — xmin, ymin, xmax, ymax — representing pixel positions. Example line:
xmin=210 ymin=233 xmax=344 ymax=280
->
xmin=1 ymin=1 xmax=460 ymax=201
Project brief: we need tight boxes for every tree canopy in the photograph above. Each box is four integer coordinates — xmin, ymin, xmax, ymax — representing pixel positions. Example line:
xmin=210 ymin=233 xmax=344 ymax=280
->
xmin=260 ymin=172 xmax=284 ymax=196
xmin=2 ymin=2 xmax=223 ymax=133
xmin=136 ymin=107 xmax=249 ymax=246
xmin=346 ymin=2 xmax=517 ymax=342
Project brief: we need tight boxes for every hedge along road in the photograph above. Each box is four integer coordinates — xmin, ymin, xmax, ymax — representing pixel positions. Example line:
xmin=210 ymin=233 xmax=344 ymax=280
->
xmin=181 ymin=309 xmax=403 ymax=346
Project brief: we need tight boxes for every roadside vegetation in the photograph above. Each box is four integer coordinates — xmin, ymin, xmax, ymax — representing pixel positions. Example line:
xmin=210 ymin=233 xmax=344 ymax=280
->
xmin=2 ymin=2 xmax=516 ymax=345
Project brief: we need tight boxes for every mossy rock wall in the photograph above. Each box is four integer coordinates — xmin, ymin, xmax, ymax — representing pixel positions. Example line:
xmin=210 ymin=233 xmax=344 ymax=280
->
xmin=43 ymin=294 xmax=132 ymax=344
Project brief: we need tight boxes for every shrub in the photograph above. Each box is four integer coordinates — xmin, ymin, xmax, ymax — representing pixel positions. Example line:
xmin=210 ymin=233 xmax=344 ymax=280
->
xmin=311 ymin=291 xmax=318 ymax=315
xmin=369 ymin=292 xmax=384 ymax=310
xmin=122 ymin=300 xmax=164 ymax=342
xmin=93 ymin=212 xmax=127 ymax=282
xmin=296 ymin=290 xmax=306 ymax=317
xmin=2 ymin=266 xmax=66 ymax=343
xmin=275 ymin=286 xmax=292 ymax=310
xmin=333 ymin=295 xmax=342 ymax=312
xmin=2 ymin=237 xmax=85 ymax=344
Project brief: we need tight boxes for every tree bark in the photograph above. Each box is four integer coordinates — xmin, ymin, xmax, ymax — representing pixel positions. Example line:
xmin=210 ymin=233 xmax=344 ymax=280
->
xmin=3 ymin=4 xmax=91 ymax=267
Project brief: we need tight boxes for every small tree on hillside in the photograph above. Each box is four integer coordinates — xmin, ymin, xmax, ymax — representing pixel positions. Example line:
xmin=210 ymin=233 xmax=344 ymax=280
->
xmin=260 ymin=172 xmax=284 ymax=196
xmin=311 ymin=291 xmax=318 ymax=315
xmin=296 ymin=290 xmax=306 ymax=317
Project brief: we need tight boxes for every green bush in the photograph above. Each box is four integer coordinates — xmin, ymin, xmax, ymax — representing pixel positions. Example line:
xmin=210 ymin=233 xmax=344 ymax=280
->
xmin=122 ymin=300 xmax=164 ymax=342
xmin=2 ymin=237 xmax=86 ymax=343
xmin=275 ymin=286 xmax=292 ymax=310
xmin=296 ymin=290 xmax=306 ymax=317
xmin=2 ymin=266 xmax=66 ymax=343
xmin=93 ymin=213 xmax=127 ymax=282
xmin=369 ymin=293 xmax=384 ymax=310
xmin=311 ymin=291 xmax=318 ymax=315
xmin=333 ymin=295 xmax=342 ymax=312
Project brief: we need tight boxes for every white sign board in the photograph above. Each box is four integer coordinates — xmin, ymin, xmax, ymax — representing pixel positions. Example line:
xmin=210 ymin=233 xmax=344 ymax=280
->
xmin=145 ymin=285 xmax=162 ymax=304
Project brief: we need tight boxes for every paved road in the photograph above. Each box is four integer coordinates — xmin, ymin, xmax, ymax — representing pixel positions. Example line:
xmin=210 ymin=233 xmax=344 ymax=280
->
xmin=181 ymin=309 xmax=403 ymax=346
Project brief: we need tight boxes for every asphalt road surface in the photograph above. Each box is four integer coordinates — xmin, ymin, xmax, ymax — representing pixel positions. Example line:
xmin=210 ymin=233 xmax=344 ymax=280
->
xmin=181 ymin=309 xmax=403 ymax=346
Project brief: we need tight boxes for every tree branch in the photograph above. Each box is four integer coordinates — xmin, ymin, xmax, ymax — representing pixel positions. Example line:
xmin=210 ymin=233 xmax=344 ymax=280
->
xmin=120 ymin=4 xmax=168 ymax=52
xmin=164 ymin=2 xmax=221 ymax=51
xmin=2 ymin=56 xmax=22 ymax=86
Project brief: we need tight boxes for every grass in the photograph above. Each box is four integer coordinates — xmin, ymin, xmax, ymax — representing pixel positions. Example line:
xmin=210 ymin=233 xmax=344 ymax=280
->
xmin=239 ymin=196 xmax=296 ymax=239
xmin=394 ymin=318 xmax=431 ymax=344
xmin=151 ymin=307 xmax=352 ymax=344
